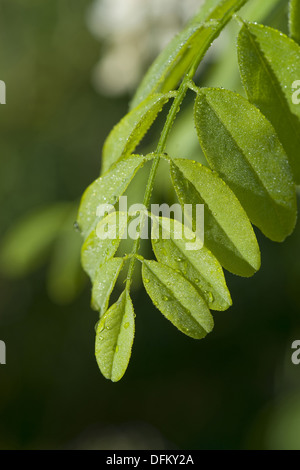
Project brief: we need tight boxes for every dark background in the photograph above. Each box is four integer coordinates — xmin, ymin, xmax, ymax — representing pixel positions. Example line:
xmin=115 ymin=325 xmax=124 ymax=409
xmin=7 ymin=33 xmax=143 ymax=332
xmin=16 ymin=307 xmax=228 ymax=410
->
xmin=0 ymin=0 xmax=300 ymax=450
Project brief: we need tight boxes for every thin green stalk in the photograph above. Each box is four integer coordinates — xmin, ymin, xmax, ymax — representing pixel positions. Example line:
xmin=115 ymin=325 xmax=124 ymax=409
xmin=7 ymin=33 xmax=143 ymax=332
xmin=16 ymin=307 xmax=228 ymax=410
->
xmin=124 ymin=0 xmax=254 ymax=288
xmin=125 ymin=74 xmax=193 ymax=288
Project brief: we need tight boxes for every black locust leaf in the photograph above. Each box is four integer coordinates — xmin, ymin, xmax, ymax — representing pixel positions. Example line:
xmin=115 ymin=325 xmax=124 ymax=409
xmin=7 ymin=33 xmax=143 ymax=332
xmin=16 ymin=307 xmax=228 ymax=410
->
xmin=194 ymin=88 xmax=297 ymax=242
xmin=95 ymin=289 xmax=135 ymax=382
xmin=142 ymin=259 xmax=214 ymax=339
xmin=170 ymin=159 xmax=261 ymax=277
xmin=238 ymin=21 xmax=300 ymax=183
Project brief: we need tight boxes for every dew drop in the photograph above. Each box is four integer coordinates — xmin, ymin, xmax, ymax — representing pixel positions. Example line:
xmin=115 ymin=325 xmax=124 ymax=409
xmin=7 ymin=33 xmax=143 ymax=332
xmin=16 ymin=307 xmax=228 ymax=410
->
xmin=124 ymin=322 xmax=130 ymax=329
xmin=73 ymin=221 xmax=80 ymax=232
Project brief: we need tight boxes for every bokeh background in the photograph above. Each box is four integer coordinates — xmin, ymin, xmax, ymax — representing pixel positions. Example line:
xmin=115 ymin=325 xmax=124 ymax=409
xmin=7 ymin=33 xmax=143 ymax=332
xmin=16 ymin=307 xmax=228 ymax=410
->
xmin=0 ymin=0 xmax=300 ymax=450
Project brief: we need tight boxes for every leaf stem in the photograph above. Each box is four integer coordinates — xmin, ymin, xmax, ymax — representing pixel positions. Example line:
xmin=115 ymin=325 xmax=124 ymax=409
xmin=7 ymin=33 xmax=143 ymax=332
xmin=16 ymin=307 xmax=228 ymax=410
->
xmin=125 ymin=73 xmax=194 ymax=288
xmin=123 ymin=0 xmax=253 ymax=289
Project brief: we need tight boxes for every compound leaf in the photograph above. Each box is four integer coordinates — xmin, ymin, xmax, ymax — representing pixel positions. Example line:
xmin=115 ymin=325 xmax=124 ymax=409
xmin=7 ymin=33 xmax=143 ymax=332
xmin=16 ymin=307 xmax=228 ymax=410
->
xmin=150 ymin=215 xmax=232 ymax=311
xmin=77 ymin=154 xmax=152 ymax=239
xmin=92 ymin=257 xmax=124 ymax=315
xmin=289 ymin=0 xmax=300 ymax=44
xmin=170 ymin=159 xmax=261 ymax=277
xmin=95 ymin=289 xmax=135 ymax=382
xmin=238 ymin=21 xmax=300 ymax=183
xmin=131 ymin=0 xmax=248 ymax=108
xmin=102 ymin=92 xmax=175 ymax=173
xmin=142 ymin=259 xmax=214 ymax=339
xmin=194 ymin=88 xmax=297 ymax=242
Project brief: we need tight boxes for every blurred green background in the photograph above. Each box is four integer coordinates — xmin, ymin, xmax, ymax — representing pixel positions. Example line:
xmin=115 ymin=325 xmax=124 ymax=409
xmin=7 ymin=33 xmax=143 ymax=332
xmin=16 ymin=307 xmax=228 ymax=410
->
xmin=0 ymin=0 xmax=300 ymax=450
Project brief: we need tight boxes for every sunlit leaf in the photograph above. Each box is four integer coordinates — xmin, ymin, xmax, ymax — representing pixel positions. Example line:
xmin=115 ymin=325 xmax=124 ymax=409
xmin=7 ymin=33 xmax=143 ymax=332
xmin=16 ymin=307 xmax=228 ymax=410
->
xmin=142 ymin=259 xmax=214 ymax=339
xmin=95 ymin=289 xmax=135 ymax=382
xmin=150 ymin=215 xmax=232 ymax=311
xmin=194 ymin=88 xmax=297 ymax=242
xmin=170 ymin=159 xmax=261 ymax=277
xmin=77 ymin=154 xmax=152 ymax=239
xmin=102 ymin=93 xmax=174 ymax=173
xmin=91 ymin=257 xmax=124 ymax=315
xmin=289 ymin=0 xmax=300 ymax=44
xmin=131 ymin=0 xmax=248 ymax=108
xmin=81 ymin=212 xmax=128 ymax=281
xmin=238 ymin=21 xmax=300 ymax=183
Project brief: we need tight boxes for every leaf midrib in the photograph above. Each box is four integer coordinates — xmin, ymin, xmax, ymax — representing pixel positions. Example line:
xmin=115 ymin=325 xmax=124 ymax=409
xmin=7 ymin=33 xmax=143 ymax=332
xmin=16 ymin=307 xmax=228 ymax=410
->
xmin=144 ymin=261 xmax=209 ymax=333
xmin=154 ymin=220 xmax=228 ymax=305
xmin=171 ymin=163 xmax=257 ymax=270
xmin=197 ymin=92 xmax=292 ymax=230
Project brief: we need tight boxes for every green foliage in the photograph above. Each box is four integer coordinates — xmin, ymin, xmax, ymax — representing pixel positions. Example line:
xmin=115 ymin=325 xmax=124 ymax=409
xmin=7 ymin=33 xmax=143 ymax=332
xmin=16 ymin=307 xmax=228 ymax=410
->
xmin=78 ymin=154 xmax=153 ymax=239
xmin=81 ymin=212 xmax=128 ymax=281
xmin=142 ymin=260 xmax=214 ymax=339
xmin=95 ymin=289 xmax=135 ymax=382
xmin=289 ymin=0 xmax=300 ymax=44
xmin=194 ymin=88 xmax=297 ymax=242
xmin=130 ymin=0 xmax=249 ymax=108
xmin=0 ymin=203 xmax=71 ymax=277
xmin=78 ymin=0 xmax=300 ymax=381
xmin=102 ymin=93 xmax=175 ymax=173
xmin=150 ymin=216 xmax=232 ymax=311
xmin=237 ymin=20 xmax=300 ymax=183
xmin=91 ymin=258 xmax=124 ymax=315
xmin=170 ymin=159 xmax=261 ymax=277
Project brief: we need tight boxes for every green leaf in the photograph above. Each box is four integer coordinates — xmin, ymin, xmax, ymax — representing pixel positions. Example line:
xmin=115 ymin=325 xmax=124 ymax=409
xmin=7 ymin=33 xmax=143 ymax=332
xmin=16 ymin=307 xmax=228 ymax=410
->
xmin=81 ymin=212 xmax=128 ymax=281
xmin=0 ymin=203 xmax=71 ymax=277
xmin=194 ymin=88 xmax=297 ymax=242
xmin=95 ymin=289 xmax=135 ymax=382
xmin=91 ymin=257 xmax=124 ymax=315
xmin=142 ymin=259 xmax=214 ymax=339
xmin=77 ymin=154 xmax=152 ymax=239
xmin=170 ymin=159 xmax=261 ymax=277
xmin=102 ymin=93 xmax=174 ymax=173
xmin=131 ymin=0 xmax=248 ymax=108
xmin=237 ymin=21 xmax=300 ymax=183
xmin=290 ymin=0 xmax=300 ymax=44
xmin=150 ymin=215 xmax=232 ymax=311
xmin=47 ymin=224 xmax=84 ymax=305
